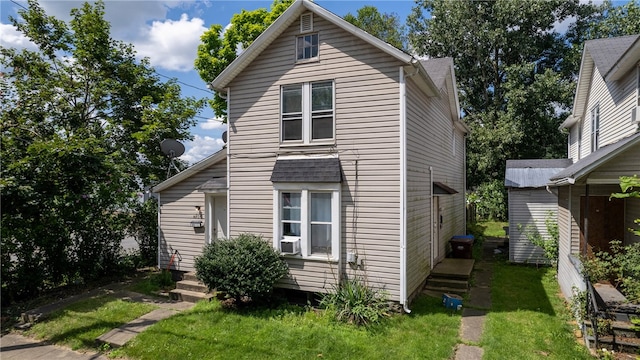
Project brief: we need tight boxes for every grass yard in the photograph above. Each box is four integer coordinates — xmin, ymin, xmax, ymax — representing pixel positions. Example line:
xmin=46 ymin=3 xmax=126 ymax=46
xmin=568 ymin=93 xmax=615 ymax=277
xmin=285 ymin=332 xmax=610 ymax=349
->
xmin=25 ymin=295 xmax=156 ymax=351
xmin=481 ymin=261 xmax=592 ymax=359
xmin=113 ymin=295 xmax=460 ymax=360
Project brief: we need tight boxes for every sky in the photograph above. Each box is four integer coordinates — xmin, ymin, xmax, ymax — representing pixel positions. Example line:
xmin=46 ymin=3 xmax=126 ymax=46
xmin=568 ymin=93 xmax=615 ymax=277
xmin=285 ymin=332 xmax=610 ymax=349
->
xmin=0 ymin=0 xmax=417 ymax=165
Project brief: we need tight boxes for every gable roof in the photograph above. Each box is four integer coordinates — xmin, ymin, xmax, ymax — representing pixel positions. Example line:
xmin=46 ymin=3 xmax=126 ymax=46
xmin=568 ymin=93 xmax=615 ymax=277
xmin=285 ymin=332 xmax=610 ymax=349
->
xmin=561 ymin=34 xmax=640 ymax=129
xmin=505 ymin=159 xmax=572 ymax=188
xmin=210 ymin=0 xmax=439 ymax=97
xmin=549 ymin=131 xmax=640 ymax=186
xmin=152 ymin=148 xmax=226 ymax=193
xmin=420 ymin=58 xmax=463 ymax=126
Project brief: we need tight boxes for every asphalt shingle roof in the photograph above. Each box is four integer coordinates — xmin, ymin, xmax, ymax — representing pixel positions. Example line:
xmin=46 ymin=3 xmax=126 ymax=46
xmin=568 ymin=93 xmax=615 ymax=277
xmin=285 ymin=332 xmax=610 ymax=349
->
xmin=270 ymin=158 xmax=342 ymax=183
xmin=586 ymin=34 xmax=640 ymax=77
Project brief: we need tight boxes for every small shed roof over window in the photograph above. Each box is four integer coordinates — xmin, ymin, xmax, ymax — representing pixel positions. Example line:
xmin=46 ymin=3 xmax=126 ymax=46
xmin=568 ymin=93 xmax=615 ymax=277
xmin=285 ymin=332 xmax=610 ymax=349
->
xmin=270 ymin=158 xmax=342 ymax=183
xmin=505 ymin=159 xmax=572 ymax=188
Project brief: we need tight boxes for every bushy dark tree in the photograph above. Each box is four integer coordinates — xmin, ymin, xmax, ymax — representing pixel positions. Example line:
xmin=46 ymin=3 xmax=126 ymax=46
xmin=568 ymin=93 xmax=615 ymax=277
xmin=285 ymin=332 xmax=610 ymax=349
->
xmin=343 ymin=6 xmax=406 ymax=50
xmin=0 ymin=0 xmax=203 ymax=303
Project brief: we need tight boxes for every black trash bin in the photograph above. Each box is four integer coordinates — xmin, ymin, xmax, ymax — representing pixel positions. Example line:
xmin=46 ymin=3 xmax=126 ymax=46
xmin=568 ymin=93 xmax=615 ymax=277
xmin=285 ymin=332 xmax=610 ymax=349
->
xmin=450 ymin=235 xmax=474 ymax=259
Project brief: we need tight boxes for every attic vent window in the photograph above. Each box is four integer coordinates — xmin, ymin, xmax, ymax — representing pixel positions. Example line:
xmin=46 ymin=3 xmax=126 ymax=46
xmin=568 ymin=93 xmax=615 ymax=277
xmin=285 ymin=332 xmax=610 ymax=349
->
xmin=300 ymin=13 xmax=313 ymax=33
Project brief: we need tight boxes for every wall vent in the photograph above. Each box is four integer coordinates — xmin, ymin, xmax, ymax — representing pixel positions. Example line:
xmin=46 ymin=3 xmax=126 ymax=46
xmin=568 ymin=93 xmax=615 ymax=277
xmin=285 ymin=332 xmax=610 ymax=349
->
xmin=300 ymin=13 xmax=313 ymax=33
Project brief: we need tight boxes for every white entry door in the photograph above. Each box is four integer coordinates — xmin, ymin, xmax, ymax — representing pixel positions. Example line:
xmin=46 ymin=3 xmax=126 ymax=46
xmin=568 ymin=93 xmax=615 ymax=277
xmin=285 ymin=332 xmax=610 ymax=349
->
xmin=206 ymin=195 xmax=227 ymax=243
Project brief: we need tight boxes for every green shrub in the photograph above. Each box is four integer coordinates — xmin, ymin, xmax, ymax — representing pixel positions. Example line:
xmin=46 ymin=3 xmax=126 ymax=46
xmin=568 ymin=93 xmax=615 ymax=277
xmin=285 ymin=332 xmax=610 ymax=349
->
xmin=320 ymin=276 xmax=390 ymax=326
xmin=471 ymin=180 xmax=507 ymax=221
xmin=194 ymin=234 xmax=288 ymax=304
xmin=582 ymin=240 xmax=640 ymax=304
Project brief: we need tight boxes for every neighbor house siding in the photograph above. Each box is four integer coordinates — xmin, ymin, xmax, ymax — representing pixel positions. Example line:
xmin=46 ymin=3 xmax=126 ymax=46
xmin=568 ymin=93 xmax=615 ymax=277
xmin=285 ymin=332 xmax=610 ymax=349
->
xmin=585 ymin=66 xmax=639 ymax=155
xmin=404 ymin=77 xmax=465 ymax=299
xmin=226 ymin=15 xmax=403 ymax=298
xmin=158 ymin=159 xmax=227 ymax=271
xmin=508 ymin=188 xmax=558 ymax=264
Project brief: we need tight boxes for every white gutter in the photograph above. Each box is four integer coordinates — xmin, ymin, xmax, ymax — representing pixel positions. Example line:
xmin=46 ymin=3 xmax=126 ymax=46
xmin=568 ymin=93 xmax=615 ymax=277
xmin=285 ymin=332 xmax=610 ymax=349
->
xmin=399 ymin=67 xmax=411 ymax=313
xmin=430 ymin=166 xmax=435 ymax=269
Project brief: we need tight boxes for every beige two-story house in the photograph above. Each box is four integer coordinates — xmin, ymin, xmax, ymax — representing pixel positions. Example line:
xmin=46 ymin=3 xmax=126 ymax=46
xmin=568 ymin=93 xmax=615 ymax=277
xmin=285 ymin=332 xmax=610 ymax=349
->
xmin=153 ymin=0 xmax=468 ymax=308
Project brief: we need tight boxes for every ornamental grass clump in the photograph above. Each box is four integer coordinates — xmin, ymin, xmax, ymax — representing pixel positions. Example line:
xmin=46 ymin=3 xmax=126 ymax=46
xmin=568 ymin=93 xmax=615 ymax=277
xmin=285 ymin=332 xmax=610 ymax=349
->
xmin=194 ymin=234 xmax=288 ymax=306
xmin=320 ymin=276 xmax=390 ymax=326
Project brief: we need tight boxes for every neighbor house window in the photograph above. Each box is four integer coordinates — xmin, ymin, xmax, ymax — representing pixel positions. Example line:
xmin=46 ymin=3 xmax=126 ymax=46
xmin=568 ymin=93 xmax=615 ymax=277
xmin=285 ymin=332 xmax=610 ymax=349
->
xmin=274 ymin=184 xmax=340 ymax=260
xmin=591 ymin=104 xmax=600 ymax=152
xmin=281 ymin=81 xmax=334 ymax=144
xmin=296 ymin=33 xmax=319 ymax=61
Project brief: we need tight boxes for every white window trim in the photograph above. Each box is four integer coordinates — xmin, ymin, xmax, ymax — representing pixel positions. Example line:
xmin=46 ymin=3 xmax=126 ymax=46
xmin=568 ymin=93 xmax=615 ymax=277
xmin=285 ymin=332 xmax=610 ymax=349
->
xmin=280 ymin=81 xmax=335 ymax=145
xmin=272 ymin=182 xmax=340 ymax=261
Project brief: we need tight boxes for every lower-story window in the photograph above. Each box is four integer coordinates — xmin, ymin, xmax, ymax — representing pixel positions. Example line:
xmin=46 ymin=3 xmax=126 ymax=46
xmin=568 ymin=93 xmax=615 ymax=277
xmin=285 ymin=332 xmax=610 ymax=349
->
xmin=273 ymin=183 xmax=340 ymax=260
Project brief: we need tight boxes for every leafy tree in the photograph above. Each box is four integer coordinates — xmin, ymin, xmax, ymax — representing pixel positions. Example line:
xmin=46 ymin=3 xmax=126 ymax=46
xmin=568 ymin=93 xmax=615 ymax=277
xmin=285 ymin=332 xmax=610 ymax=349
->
xmin=408 ymin=0 xmax=582 ymax=190
xmin=194 ymin=0 xmax=293 ymax=121
xmin=0 ymin=0 xmax=203 ymax=303
xmin=343 ymin=6 xmax=406 ymax=50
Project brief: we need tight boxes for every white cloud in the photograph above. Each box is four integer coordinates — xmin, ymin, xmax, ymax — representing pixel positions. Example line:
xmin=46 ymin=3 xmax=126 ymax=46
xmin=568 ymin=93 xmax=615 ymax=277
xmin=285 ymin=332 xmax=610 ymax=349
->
xmin=0 ymin=23 xmax=37 ymax=51
xmin=134 ymin=13 xmax=208 ymax=72
xmin=179 ymin=134 xmax=224 ymax=165
xmin=200 ymin=117 xmax=225 ymax=130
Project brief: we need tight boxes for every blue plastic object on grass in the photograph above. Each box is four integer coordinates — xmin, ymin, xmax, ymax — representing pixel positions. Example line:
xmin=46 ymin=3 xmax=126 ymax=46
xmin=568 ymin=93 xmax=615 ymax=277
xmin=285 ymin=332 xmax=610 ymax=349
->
xmin=443 ymin=293 xmax=463 ymax=310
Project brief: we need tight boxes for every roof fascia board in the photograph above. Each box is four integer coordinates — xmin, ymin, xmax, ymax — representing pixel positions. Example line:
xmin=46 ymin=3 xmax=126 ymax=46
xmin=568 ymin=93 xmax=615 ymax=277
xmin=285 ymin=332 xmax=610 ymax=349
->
xmin=211 ymin=0 xmax=416 ymax=92
xmin=152 ymin=150 xmax=226 ymax=193
xmin=571 ymin=46 xmax=593 ymax=122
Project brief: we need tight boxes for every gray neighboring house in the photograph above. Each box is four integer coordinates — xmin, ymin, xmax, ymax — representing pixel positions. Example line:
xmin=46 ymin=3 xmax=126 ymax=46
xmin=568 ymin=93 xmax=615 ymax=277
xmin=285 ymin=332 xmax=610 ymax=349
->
xmin=505 ymin=159 xmax=572 ymax=264
xmin=153 ymin=0 xmax=469 ymax=308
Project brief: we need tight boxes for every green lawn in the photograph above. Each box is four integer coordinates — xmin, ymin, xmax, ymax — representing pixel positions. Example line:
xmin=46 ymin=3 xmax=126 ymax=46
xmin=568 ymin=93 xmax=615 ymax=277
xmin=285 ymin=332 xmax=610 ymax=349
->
xmin=113 ymin=295 xmax=460 ymax=360
xmin=481 ymin=262 xmax=592 ymax=359
xmin=26 ymin=295 xmax=156 ymax=351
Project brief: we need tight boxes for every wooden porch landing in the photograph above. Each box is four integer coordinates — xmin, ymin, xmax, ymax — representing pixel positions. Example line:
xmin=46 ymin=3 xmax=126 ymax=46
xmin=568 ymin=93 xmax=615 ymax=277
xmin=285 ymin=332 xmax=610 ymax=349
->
xmin=430 ymin=258 xmax=475 ymax=280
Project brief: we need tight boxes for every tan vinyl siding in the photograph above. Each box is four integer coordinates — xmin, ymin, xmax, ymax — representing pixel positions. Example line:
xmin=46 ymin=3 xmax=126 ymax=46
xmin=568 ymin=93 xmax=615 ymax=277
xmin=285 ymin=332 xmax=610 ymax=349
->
xmin=158 ymin=159 xmax=227 ymax=272
xmin=404 ymin=77 xmax=465 ymax=298
xmin=226 ymin=15 xmax=402 ymax=298
xmin=557 ymin=186 xmax=577 ymax=298
xmin=508 ymin=189 xmax=558 ymax=264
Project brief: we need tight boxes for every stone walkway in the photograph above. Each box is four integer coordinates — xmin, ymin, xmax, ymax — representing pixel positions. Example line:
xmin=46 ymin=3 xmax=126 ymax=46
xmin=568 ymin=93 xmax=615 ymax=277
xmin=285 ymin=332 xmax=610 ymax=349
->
xmin=1 ymin=287 xmax=194 ymax=359
xmin=453 ymin=236 xmax=505 ymax=360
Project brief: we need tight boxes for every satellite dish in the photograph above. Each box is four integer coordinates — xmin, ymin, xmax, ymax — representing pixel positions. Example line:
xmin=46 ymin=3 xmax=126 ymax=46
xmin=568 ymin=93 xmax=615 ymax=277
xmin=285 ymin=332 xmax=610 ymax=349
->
xmin=160 ymin=139 xmax=185 ymax=179
xmin=160 ymin=139 xmax=185 ymax=158
xmin=222 ymin=131 xmax=227 ymax=143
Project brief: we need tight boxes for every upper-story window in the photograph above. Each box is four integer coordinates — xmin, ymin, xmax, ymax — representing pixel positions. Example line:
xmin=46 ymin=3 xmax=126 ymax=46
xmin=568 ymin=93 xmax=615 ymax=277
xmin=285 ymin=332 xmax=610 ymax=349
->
xmin=281 ymin=81 xmax=334 ymax=144
xmin=591 ymin=104 xmax=600 ymax=152
xmin=297 ymin=34 xmax=319 ymax=61
xmin=296 ymin=13 xmax=318 ymax=61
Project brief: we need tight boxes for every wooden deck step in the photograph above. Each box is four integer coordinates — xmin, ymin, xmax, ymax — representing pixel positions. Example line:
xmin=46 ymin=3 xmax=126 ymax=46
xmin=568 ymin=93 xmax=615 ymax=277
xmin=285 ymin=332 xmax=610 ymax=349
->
xmin=430 ymin=258 xmax=475 ymax=280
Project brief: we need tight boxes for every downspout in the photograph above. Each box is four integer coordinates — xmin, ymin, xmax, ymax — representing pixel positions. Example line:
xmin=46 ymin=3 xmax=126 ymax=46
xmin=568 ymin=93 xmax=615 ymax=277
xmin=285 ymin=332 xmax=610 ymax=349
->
xmin=157 ymin=193 xmax=161 ymax=270
xmin=463 ymin=133 xmax=467 ymax=231
xmin=226 ymin=87 xmax=231 ymax=238
xmin=430 ymin=166 xmax=434 ymax=269
xmin=583 ymin=184 xmax=589 ymax=258
xmin=399 ymin=67 xmax=410 ymax=313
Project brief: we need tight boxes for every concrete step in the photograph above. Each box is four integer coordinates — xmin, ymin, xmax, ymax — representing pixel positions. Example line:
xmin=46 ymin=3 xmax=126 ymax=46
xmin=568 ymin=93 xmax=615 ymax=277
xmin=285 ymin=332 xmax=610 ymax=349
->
xmin=426 ymin=277 xmax=469 ymax=290
xmin=182 ymin=272 xmax=199 ymax=282
xmin=586 ymin=334 xmax=640 ymax=353
xmin=176 ymin=280 xmax=209 ymax=293
xmin=423 ymin=285 xmax=468 ymax=296
xmin=169 ymin=289 xmax=214 ymax=303
xmin=585 ymin=320 xmax=640 ymax=339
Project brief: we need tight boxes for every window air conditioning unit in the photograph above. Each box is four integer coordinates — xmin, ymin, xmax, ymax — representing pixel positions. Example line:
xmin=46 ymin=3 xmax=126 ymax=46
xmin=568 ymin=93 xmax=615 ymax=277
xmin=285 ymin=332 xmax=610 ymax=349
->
xmin=280 ymin=238 xmax=300 ymax=255
xmin=632 ymin=106 xmax=640 ymax=124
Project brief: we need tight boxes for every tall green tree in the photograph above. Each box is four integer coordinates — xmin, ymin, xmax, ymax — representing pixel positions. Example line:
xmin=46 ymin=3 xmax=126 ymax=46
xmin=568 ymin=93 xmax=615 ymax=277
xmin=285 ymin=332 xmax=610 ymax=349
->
xmin=343 ymin=6 xmax=406 ymax=50
xmin=0 ymin=0 xmax=203 ymax=302
xmin=194 ymin=0 xmax=293 ymax=121
xmin=408 ymin=0 xmax=583 ymax=195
